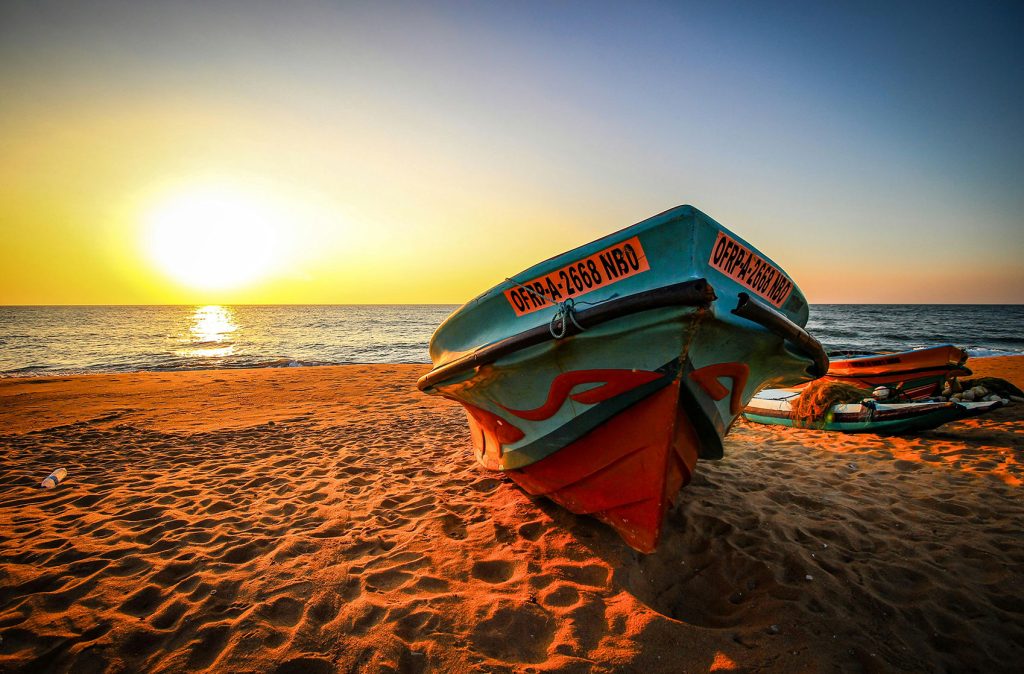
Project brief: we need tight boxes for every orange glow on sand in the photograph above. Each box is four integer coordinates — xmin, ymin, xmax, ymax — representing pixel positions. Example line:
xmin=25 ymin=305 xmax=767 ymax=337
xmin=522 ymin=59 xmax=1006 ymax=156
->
xmin=710 ymin=651 xmax=738 ymax=671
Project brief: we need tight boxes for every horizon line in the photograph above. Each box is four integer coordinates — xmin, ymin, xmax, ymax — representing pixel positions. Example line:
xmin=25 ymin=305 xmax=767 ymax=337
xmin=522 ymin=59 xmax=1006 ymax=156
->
xmin=2 ymin=302 xmax=1023 ymax=308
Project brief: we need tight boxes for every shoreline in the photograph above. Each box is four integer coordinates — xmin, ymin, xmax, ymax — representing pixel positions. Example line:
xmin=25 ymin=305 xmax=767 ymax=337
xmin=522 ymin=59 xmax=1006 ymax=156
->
xmin=0 ymin=361 xmax=433 ymax=381
xmin=3 ymin=350 xmax=1023 ymax=382
xmin=1 ymin=358 xmax=1021 ymax=671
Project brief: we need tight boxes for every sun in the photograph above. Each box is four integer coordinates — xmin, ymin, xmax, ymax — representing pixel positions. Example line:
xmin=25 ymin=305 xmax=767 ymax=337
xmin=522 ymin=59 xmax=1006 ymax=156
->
xmin=144 ymin=184 xmax=286 ymax=290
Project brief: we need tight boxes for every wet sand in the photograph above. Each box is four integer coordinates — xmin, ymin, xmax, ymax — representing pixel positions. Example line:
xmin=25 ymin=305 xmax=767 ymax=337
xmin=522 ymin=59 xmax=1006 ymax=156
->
xmin=1 ymin=357 xmax=1022 ymax=673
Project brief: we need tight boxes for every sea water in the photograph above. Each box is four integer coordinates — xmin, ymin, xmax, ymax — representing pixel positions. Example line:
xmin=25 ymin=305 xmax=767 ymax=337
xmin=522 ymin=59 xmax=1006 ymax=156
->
xmin=1 ymin=304 xmax=1021 ymax=377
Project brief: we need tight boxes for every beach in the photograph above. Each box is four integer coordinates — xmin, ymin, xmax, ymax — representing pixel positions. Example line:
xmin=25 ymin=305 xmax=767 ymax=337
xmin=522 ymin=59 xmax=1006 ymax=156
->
xmin=1 ymin=357 xmax=1021 ymax=673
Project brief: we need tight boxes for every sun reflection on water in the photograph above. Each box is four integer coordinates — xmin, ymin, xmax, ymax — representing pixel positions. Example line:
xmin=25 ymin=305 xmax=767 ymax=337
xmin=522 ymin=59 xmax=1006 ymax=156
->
xmin=184 ymin=305 xmax=238 ymax=358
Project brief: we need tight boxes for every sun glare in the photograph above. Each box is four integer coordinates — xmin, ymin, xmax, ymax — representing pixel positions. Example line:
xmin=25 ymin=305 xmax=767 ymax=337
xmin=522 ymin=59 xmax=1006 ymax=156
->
xmin=182 ymin=305 xmax=237 ymax=358
xmin=144 ymin=185 xmax=287 ymax=290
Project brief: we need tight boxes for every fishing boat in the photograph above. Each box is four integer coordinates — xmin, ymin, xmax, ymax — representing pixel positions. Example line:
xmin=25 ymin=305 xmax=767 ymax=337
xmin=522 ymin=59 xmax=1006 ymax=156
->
xmin=417 ymin=205 xmax=827 ymax=552
xmin=743 ymin=388 xmax=1001 ymax=433
xmin=818 ymin=345 xmax=970 ymax=400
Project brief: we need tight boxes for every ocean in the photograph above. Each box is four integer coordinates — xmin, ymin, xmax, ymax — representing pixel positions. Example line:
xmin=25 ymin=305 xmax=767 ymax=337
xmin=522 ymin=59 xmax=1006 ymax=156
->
xmin=1 ymin=304 xmax=1021 ymax=377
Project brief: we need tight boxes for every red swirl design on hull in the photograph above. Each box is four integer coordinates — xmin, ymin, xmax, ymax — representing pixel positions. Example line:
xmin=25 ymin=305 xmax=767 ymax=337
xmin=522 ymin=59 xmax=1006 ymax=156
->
xmin=689 ymin=362 xmax=750 ymax=414
xmin=499 ymin=369 xmax=664 ymax=421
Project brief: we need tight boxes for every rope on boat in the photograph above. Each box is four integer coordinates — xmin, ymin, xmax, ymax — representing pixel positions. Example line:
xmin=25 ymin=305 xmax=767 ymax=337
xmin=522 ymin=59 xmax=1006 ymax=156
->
xmin=549 ymin=298 xmax=584 ymax=339
xmin=504 ymin=277 xmax=606 ymax=340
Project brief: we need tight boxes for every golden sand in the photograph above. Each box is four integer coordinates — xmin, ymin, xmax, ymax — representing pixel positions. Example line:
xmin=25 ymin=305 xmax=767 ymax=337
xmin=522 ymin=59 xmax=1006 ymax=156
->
xmin=1 ymin=357 xmax=1022 ymax=672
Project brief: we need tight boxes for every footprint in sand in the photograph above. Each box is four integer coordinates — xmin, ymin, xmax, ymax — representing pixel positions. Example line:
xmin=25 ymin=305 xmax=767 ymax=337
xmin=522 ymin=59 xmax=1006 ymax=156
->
xmin=412 ymin=576 xmax=450 ymax=593
xmin=152 ymin=561 xmax=197 ymax=587
xmin=471 ymin=600 xmax=556 ymax=664
xmin=272 ymin=656 xmax=334 ymax=674
xmin=150 ymin=600 xmax=189 ymax=630
xmin=220 ymin=539 xmax=272 ymax=564
xmin=471 ymin=559 xmax=515 ymax=584
xmin=118 ymin=627 xmax=166 ymax=663
xmin=184 ymin=623 xmax=231 ymax=669
xmin=468 ymin=476 xmax=503 ymax=493
xmin=39 ymin=577 xmax=100 ymax=613
xmin=118 ymin=505 xmax=166 ymax=523
xmin=541 ymin=583 xmax=580 ymax=607
xmin=260 ymin=596 xmax=305 ymax=627
xmin=348 ymin=602 xmax=387 ymax=635
xmin=119 ymin=585 xmax=167 ymax=617
xmin=551 ymin=563 xmax=608 ymax=588
xmin=436 ymin=513 xmax=468 ymax=540
xmin=365 ymin=568 xmax=414 ymax=591
xmin=393 ymin=609 xmax=444 ymax=643
xmin=307 ymin=595 xmax=341 ymax=625
xmin=517 ymin=520 xmax=546 ymax=541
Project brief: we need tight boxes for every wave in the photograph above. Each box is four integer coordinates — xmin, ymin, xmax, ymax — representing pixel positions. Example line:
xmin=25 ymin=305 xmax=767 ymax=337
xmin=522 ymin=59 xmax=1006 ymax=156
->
xmin=1 ymin=304 xmax=1021 ymax=377
xmin=0 ymin=358 xmax=344 ymax=378
xmin=964 ymin=347 xmax=1024 ymax=358
xmin=186 ymin=339 xmax=234 ymax=348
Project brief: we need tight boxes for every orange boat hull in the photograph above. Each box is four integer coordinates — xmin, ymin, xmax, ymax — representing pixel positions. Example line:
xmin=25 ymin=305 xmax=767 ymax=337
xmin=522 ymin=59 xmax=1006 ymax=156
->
xmin=476 ymin=380 xmax=699 ymax=553
xmin=815 ymin=345 xmax=970 ymax=400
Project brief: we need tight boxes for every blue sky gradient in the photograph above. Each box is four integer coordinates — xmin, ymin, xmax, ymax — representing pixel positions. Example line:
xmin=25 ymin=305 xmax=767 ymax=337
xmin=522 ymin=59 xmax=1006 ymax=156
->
xmin=1 ymin=1 xmax=1021 ymax=302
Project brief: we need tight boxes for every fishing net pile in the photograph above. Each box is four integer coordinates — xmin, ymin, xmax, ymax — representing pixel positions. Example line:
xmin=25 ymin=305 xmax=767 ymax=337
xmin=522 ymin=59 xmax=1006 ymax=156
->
xmin=788 ymin=379 xmax=868 ymax=427
xmin=955 ymin=377 xmax=1024 ymax=400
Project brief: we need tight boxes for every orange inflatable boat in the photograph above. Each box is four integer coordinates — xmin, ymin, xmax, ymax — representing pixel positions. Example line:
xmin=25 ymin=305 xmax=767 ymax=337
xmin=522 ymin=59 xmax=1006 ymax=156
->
xmin=811 ymin=345 xmax=970 ymax=400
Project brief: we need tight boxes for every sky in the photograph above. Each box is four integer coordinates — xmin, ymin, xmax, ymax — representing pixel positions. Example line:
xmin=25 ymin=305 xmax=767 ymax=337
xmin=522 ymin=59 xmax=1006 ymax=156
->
xmin=1 ymin=0 xmax=1021 ymax=304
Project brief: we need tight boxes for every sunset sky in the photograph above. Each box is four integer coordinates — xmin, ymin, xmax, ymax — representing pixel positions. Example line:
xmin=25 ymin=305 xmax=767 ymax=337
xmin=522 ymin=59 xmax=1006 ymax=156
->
xmin=1 ymin=1 xmax=1021 ymax=305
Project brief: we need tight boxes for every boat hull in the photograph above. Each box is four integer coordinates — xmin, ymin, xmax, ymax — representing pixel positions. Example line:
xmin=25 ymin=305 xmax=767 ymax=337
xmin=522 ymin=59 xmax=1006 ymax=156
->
xmin=744 ymin=389 xmax=1001 ymax=433
xmin=507 ymin=379 xmax=698 ymax=553
xmin=816 ymin=345 xmax=970 ymax=400
xmin=420 ymin=205 xmax=824 ymax=551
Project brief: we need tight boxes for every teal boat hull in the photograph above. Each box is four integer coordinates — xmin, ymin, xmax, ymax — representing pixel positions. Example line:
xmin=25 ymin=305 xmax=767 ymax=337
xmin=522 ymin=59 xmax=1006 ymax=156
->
xmin=419 ymin=205 xmax=825 ymax=551
xmin=744 ymin=389 xmax=1002 ymax=433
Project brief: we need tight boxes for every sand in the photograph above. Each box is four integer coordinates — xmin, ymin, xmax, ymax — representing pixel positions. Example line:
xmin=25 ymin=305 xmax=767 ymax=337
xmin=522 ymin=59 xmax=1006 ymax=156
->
xmin=1 ymin=357 xmax=1022 ymax=673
